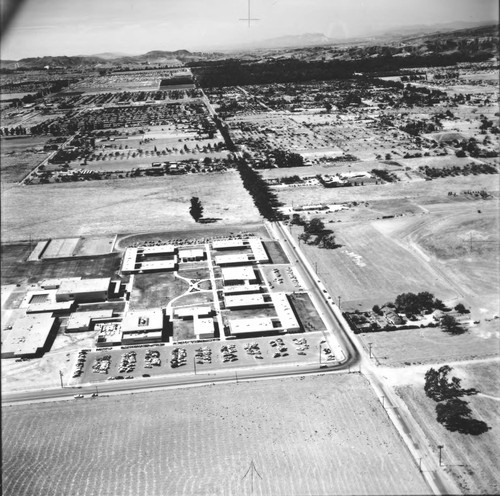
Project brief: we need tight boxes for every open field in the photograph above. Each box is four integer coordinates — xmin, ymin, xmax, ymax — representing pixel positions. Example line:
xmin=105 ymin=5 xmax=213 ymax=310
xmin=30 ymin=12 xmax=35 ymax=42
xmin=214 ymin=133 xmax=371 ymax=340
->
xmin=373 ymin=201 xmax=500 ymax=317
xmin=130 ymin=272 xmax=187 ymax=310
xmin=262 ymin=240 xmax=289 ymax=264
xmin=358 ymin=322 xmax=500 ymax=366
xmin=0 ymin=147 xmax=49 ymax=184
xmin=292 ymin=221 xmax=458 ymax=308
xmin=276 ymin=174 xmax=499 ymax=210
xmin=289 ymin=292 xmax=327 ymax=332
xmin=41 ymin=237 xmax=80 ymax=258
xmin=2 ymin=373 xmax=431 ymax=496
xmin=1 ymin=245 xmax=121 ymax=285
xmin=1 ymin=173 xmax=261 ymax=242
xmin=395 ymin=362 xmax=500 ymax=495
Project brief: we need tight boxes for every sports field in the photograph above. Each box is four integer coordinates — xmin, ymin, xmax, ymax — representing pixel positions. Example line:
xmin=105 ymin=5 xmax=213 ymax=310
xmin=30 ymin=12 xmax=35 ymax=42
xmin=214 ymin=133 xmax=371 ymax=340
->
xmin=1 ymin=173 xmax=261 ymax=242
xmin=2 ymin=374 xmax=431 ymax=496
xmin=395 ymin=361 xmax=500 ymax=495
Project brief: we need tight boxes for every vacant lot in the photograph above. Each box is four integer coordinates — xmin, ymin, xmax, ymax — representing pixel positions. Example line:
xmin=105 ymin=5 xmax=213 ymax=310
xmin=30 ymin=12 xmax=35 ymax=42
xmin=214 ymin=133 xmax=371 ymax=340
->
xmin=1 ymin=173 xmax=261 ymax=242
xmin=395 ymin=362 xmax=500 ymax=495
xmin=374 ymin=201 xmax=500 ymax=318
xmin=295 ymin=221 xmax=457 ymax=309
xmin=358 ymin=322 xmax=500 ymax=366
xmin=73 ymin=236 xmax=116 ymax=256
xmin=2 ymin=374 xmax=431 ymax=496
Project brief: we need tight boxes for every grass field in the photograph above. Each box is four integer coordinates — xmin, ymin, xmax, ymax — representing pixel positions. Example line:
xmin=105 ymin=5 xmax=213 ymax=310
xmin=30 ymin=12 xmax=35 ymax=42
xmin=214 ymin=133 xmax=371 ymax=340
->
xmin=130 ymin=272 xmax=187 ymax=310
xmin=358 ymin=322 xmax=500 ymax=366
xmin=262 ymin=240 xmax=289 ymax=264
xmin=1 ymin=173 xmax=261 ymax=242
xmin=395 ymin=362 xmax=500 ymax=495
xmin=289 ymin=292 xmax=327 ymax=332
xmin=2 ymin=373 xmax=431 ymax=496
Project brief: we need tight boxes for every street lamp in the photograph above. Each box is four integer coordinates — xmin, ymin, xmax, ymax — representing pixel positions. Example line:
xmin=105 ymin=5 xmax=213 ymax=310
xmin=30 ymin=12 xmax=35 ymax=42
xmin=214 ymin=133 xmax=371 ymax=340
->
xmin=437 ymin=445 xmax=444 ymax=466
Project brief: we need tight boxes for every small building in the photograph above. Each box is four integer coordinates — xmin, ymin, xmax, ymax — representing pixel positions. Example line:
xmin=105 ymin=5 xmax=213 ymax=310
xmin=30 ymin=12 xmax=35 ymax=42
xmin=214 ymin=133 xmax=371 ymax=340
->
xmin=228 ymin=317 xmax=278 ymax=337
xmin=121 ymin=246 xmax=178 ymax=273
xmin=1 ymin=313 xmax=58 ymax=358
xmin=248 ymin=239 xmax=269 ymax=263
xmin=221 ymin=266 xmax=258 ymax=285
xmin=56 ymin=278 xmax=111 ymax=303
xmin=95 ymin=322 xmax=122 ymax=347
xmin=225 ymin=293 xmax=269 ymax=309
xmin=121 ymin=308 xmax=165 ymax=345
xmin=212 ymin=240 xmax=245 ymax=250
xmin=178 ymin=248 xmax=205 ymax=262
xmin=223 ymin=284 xmax=261 ymax=295
xmin=174 ymin=306 xmax=212 ymax=320
xmin=270 ymin=292 xmax=300 ymax=332
xmin=215 ymin=254 xmax=251 ymax=266
xmin=194 ymin=317 xmax=215 ymax=339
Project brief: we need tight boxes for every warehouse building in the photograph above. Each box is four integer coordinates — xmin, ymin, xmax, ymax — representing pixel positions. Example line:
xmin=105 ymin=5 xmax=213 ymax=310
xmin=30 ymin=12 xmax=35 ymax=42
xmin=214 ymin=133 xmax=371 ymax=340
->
xmin=66 ymin=309 xmax=115 ymax=332
xmin=221 ymin=266 xmax=258 ymax=285
xmin=1 ymin=313 xmax=58 ymax=358
xmin=224 ymin=293 xmax=271 ymax=309
xmin=121 ymin=245 xmax=178 ymax=273
xmin=56 ymin=277 xmax=111 ymax=303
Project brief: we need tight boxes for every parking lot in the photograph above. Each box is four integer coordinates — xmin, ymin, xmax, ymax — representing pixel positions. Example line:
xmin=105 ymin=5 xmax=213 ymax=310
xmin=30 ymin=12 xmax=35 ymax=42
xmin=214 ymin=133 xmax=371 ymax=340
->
xmin=67 ymin=331 xmax=337 ymax=385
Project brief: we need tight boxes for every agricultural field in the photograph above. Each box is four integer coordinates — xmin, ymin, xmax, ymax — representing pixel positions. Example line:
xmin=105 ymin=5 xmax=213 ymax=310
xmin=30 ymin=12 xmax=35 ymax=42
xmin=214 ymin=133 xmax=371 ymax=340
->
xmin=1 ymin=173 xmax=261 ymax=242
xmin=394 ymin=361 xmax=500 ymax=495
xmin=2 ymin=374 xmax=431 ymax=496
xmin=0 ymin=136 xmax=50 ymax=185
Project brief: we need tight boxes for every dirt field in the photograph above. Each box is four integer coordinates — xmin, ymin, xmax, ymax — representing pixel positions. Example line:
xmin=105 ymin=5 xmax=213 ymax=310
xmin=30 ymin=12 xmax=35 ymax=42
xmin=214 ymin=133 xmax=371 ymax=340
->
xmin=41 ymin=237 xmax=80 ymax=258
xmin=395 ymin=362 xmax=500 ymax=495
xmin=1 ymin=173 xmax=261 ymax=242
xmin=73 ymin=236 xmax=116 ymax=256
xmin=2 ymin=374 xmax=431 ymax=496
xmin=358 ymin=322 xmax=500 ymax=366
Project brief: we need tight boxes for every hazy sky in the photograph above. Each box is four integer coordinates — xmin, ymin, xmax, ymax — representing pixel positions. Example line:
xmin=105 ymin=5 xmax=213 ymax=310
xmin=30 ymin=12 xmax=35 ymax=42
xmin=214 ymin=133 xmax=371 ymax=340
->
xmin=1 ymin=0 xmax=498 ymax=59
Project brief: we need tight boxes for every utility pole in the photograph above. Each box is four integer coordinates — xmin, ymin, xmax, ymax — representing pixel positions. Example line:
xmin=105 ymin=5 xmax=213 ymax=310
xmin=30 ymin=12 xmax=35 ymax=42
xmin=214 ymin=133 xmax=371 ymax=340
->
xmin=319 ymin=342 xmax=322 ymax=367
xmin=235 ymin=371 xmax=238 ymax=384
xmin=242 ymin=460 xmax=262 ymax=494
xmin=59 ymin=370 xmax=63 ymax=388
xmin=368 ymin=342 xmax=373 ymax=358
xmin=419 ymin=457 xmax=422 ymax=472
xmin=193 ymin=356 xmax=197 ymax=375
xmin=438 ymin=445 xmax=444 ymax=466
xmin=381 ymin=395 xmax=385 ymax=409
xmin=338 ymin=295 xmax=341 ymax=309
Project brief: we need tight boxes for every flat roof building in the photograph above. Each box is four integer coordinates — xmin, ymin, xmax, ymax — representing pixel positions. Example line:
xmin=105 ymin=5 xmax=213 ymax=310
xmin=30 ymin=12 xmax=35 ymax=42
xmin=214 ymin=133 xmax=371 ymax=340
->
xmin=66 ymin=309 xmax=114 ymax=332
xmin=248 ymin=239 xmax=269 ymax=263
xmin=56 ymin=277 xmax=111 ymax=303
xmin=221 ymin=266 xmax=257 ymax=285
xmin=178 ymin=249 xmax=205 ymax=262
xmin=215 ymin=254 xmax=251 ymax=266
xmin=174 ymin=306 xmax=212 ymax=319
xmin=270 ymin=293 xmax=300 ymax=332
xmin=228 ymin=317 xmax=277 ymax=336
xmin=223 ymin=284 xmax=261 ymax=295
xmin=194 ymin=317 xmax=215 ymax=339
xmin=1 ymin=313 xmax=57 ymax=358
xmin=225 ymin=294 xmax=269 ymax=309
xmin=121 ymin=308 xmax=164 ymax=334
xmin=121 ymin=246 xmax=178 ymax=273
xmin=212 ymin=239 xmax=245 ymax=250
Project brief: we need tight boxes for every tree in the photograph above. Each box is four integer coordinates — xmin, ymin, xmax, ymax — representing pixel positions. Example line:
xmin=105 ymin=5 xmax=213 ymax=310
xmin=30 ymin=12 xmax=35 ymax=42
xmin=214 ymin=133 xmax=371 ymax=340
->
xmin=424 ymin=365 xmax=478 ymax=402
xmin=372 ymin=305 xmax=382 ymax=315
xmin=435 ymin=399 xmax=489 ymax=435
xmin=304 ymin=218 xmax=325 ymax=234
xmin=189 ymin=197 xmax=204 ymax=222
xmin=441 ymin=314 xmax=464 ymax=334
xmin=454 ymin=303 xmax=468 ymax=314
xmin=298 ymin=232 xmax=311 ymax=244
xmin=320 ymin=233 xmax=338 ymax=249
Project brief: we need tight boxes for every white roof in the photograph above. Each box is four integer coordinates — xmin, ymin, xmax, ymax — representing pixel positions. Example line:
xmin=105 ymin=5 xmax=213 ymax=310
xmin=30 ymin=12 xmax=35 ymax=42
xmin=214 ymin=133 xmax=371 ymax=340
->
xmin=194 ymin=317 xmax=214 ymax=337
xmin=248 ymin=239 xmax=269 ymax=262
xmin=57 ymin=277 xmax=110 ymax=295
xmin=67 ymin=310 xmax=114 ymax=329
xmin=121 ymin=308 xmax=164 ymax=333
xmin=2 ymin=313 xmax=55 ymax=356
xmin=271 ymin=292 xmax=300 ymax=330
xmin=225 ymin=294 xmax=266 ymax=308
xmin=229 ymin=317 xmax=275 ymax=335
xmin=221 ymin=266 xmax=257 ymax=282
xmin=212 ymin=239 xmax=245 ymax=249
xmin=215 ymin=254 xmax=250 ymax=265
xmin=179 ymin=249 xmax=204 ymax=258
xmin=223 ymin=284 xmax=261 ymax=294
xmin=175 ymin=306 xmax=211 ymax=318
xmin=139 ymin=245 xmax=176 ymax=254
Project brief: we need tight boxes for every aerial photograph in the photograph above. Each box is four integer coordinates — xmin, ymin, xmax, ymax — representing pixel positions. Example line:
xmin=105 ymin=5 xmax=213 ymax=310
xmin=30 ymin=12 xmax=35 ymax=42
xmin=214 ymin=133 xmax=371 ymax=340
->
xmin=1 ymin=0 xmax=498 ymax=494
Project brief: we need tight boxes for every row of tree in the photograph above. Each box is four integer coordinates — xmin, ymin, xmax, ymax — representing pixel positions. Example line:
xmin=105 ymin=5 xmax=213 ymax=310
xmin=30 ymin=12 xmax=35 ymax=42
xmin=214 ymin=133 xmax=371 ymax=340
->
xmin=294 ymin=217 xmax=339 ymax=249
xmin=424 ymin=365 xmax=488 ymax=435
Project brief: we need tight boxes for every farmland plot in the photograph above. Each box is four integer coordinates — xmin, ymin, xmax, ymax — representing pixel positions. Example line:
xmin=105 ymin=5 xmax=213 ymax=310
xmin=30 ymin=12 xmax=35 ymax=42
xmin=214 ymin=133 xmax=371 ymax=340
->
xmin=2 ymin=374 xmax=431 ymax=496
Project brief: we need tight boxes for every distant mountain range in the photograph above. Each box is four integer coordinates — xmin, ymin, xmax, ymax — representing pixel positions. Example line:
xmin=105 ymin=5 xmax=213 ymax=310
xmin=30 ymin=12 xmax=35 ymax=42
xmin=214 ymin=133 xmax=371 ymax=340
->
xmin=0 ymin=20 xmax=496 ymax=69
